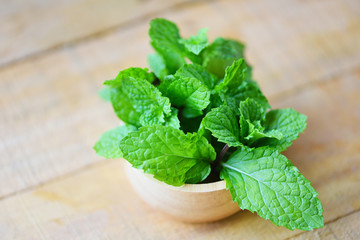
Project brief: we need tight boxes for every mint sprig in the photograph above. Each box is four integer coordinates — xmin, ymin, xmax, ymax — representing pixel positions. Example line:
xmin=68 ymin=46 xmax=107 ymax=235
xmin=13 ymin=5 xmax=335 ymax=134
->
xmin=119 ymin=125 xmax=216 ymax=186
xmin=220 ymin=147 xmax=324 ymax=230
xmin=94 ymin=18 xmax=323 ymax=231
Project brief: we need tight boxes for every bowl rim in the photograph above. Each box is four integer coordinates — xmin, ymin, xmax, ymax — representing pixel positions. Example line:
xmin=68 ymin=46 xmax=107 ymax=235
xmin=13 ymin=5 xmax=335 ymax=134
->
xmin=124 ymin=160 xmax=227 ymax=193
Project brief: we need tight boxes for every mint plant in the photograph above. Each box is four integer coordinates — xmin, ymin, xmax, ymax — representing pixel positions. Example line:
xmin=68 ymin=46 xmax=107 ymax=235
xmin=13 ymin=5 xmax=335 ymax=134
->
xmin=94 ymin=18 xmax=324 ymax=231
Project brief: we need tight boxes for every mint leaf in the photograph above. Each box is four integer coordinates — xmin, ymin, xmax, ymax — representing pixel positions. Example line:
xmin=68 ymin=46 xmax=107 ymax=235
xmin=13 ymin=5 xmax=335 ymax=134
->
xmin=94 ymin=125 xmax=137 ymax=159
xmin=215 ymin=59 xmax=247 ymax=91
xmin=164 ymin=107 xmax=180 ymax=129
xmin=119 ymin=125 xmax=216 ymax=186
xmin=159 ymin=76 xmax=211 ymax=118
xmin=256 ymin=109 xmax=307 ymax=151
xmin=149 ymin=18 xmax=185 ymax=74
xmin=105 ymin=67 xmax=155 ymax=86
xmin=224 ymin=80 xmax=271 ymax=113
xmin=239 ymin=98 xmax=282 ymax=145
xmin=107 ymin=77 xmax=171 ymax=127
xmin=220 ymin=147 xmax=324 ymax=230
xmin=180 ymin=28 xmax=209 ymax=55
xmin=175 ymin=63 xmax=218 ymax=90
xmin=242 ymin=119 xmax=283 ymax=145
xmin=185 ymin=161 xmax=211 ymax=183
xmin=239 ymin=98 xmax=266 ymax=123
xmin=148 ymin=53 xmax=168 ymax=80
xmin=202 ymin=37 xmax=245 ymax=78
xmin=202 ymin=105 xmax=242 ymax=147
xmin=98 ymin=86 xmax=111 ymax=102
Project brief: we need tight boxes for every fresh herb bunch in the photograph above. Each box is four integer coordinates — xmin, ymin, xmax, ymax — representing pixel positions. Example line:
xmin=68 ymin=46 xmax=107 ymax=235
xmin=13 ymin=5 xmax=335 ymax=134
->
xmin=94 ymin=18 xmax=324 ymax=231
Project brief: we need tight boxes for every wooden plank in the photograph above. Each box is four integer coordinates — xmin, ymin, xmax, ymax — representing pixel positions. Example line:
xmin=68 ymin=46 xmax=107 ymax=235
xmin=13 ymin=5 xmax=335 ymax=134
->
xmin=1 ymin=0 xmax=359 ymax=198
xmin=0 ymin=0 xmax=190 ymax=66
xmin=1 ymin=68 xmax=359 ymax=240
xmin=289 ymin=211 xmax=360 ymax=240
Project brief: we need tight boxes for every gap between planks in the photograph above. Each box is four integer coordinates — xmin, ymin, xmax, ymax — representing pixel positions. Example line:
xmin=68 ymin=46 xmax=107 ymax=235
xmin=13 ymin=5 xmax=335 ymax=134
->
xmin=0 ymin=0 xmax=216 ymax=71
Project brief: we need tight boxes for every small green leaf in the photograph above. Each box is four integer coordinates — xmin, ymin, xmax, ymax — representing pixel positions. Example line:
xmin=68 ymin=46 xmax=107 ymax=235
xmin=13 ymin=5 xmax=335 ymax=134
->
xmin=94 ymin=125 xmax=137 ymax=159
xmin=203 ymin=105 xmax=242 ymax=147
xmin=180 ymin=28 xmax=209 ymax=55
xmin=224 ymin=80 xmax=271 ymax=114
xmin=242 ymin=120 xmax=283 ymax=145
xmin=164 ymin=107 xmax=180 ymax=129
xmin=107 ymin=77 xmax=171 ymax=127
xmin=215 ymin=59 xmax=247 ymax=91
xmin=149 ymin=18 xmax=185 ymax=73
xmin=147 ymin=53 xmax=168 ymax=80
xmin=202 ymin=37 xmax=245 ymax=78
xmin=256 ymin=109 xmax=307 ymax=151
xmin=119 ymin=125 xmax=216 ymax=186
xmin=105 ymin=67 xmax=155 ymax=86
xmin=98 ymin=86 xmax=112 ymax=102
xmin=175 ymin=63 xmax=218 ymax=90
xmin=159 ymin=76 xmax=211 ymax=118
xmin=220 ymin=147 xmax=324 ymax=230
xmin=238 ymin=98 xmax=281 ymax=145
xmin=239 ymin=98 xmax=266 ymax=123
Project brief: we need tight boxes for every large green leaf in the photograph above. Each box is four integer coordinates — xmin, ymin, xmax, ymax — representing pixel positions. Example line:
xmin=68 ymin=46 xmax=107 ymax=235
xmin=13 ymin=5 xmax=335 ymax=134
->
xmin=119 ymin=125 xmax=216 ymax=186
xmin=220 ymin=147 xmax=324 ymax=230
xmin=159 ymin=76 xmax=211 ymax=118
xmin=149 ymin=18 xmax=185 ymax=73
xmin=94 ymin=125 xmax=137 ymax=159
xmin=106 ymin=77 xmax=171 ymax=127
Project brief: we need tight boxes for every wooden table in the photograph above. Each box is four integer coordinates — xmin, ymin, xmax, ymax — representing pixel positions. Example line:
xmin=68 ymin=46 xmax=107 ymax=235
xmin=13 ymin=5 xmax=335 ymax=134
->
xmin=1 ymin=0 xmax=359 ymax=239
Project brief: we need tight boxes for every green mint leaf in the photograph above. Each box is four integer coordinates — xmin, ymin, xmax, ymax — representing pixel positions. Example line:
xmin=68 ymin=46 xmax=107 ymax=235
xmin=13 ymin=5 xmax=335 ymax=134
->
xmin=98 ymin=86 xmax=111 ymax=102
xmin=224 ymin=80 xmax=271 ymax=113
xmin=238 ymin=98 xmax=282 ymax=145
xmin=164 ymin=107 xmax=180 ymax=129
xmin=220 ymin=147 xmax=324 ymax=230
xmin=147 ymin=53 xmax=168 ymax=80
xmin=119 ymin=125 xmax=216 ymax=186
xmin=242 ymin=119 xmax=283 ymax=145
xmin=202 ymin=105 xmax=242 ymax=147
xmin=185 ymin=160 xmax=211 ymax=183
xmin=215 ymin=59 xmax=247 ymax=91
xmin=256 ymin=109 xmax=307 ymax=151
xmin=105 ymin=67 xmax=155 ymax=86
xmin=175 ymin=63 xmax=218 ymax=90
xmin=239 ymin=98 xmax=266 ymax=123
xmin=179 ymin=28 xmax=209 ymax=55
xmin=159 ymin=76 xmax=211 ymax=118
xmin=107 ymin=77 xmax=171 ymax=127
xmin=149 ymin=18 xmax=185 ymax=74
xmin=202 ymin=37 xmax=245 ymax=78
xmin=94 ymin=125 xmax=137 ymax=159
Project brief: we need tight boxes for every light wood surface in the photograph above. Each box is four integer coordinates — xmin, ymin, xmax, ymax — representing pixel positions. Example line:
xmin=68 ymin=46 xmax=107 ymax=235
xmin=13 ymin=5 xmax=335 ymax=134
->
xmin=0 ymin=0 xmax=359 ymax=239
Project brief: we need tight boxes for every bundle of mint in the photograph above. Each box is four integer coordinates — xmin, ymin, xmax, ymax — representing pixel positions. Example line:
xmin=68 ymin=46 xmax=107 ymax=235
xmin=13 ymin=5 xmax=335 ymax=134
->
xmin=95 ymin=18 xmax=323 ymax=231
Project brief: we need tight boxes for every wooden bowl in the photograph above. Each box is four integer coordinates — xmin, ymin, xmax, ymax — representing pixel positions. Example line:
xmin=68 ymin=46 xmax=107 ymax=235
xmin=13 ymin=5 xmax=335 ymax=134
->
xmin=124 ymin=161 xmax=240 ymax=223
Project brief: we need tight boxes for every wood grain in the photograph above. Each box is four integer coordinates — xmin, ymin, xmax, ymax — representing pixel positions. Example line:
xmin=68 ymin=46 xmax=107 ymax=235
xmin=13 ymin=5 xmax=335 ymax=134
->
xmin=0 ymin=0 xmax=191 ymax=66
xmin=1 ymin=68 xmax=359 ymax=240
xmin=1 ymin=0 xmax=360 ymax=238
xmin=289 ymin=211 xmax=360 ymax=240
xmin=1 ymin=0 xmax=359 ymax=199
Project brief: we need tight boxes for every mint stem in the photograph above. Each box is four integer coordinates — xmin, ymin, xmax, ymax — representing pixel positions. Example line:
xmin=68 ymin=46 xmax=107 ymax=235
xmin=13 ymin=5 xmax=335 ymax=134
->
xmin=213 ymin=144 xmax=229 ymax=167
